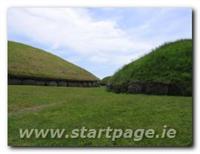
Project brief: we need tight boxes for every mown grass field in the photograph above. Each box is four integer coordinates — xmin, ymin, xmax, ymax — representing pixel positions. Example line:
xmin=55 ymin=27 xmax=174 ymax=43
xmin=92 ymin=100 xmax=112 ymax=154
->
xmin=8 ymin=85 xmax=192 ymax=147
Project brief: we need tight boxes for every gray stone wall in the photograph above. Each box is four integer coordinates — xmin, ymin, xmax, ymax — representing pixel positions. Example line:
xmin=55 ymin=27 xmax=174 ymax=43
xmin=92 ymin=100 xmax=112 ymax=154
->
xmin=8 ymin=77 xmax=99 ymax=87
xmin=107 ymin=81 xmax=192 ymax=96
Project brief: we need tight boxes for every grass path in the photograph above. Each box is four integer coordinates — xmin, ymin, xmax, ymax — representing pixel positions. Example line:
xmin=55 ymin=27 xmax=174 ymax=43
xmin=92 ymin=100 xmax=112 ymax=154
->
xmin=8 ymin=102 xmax=64 ymax=116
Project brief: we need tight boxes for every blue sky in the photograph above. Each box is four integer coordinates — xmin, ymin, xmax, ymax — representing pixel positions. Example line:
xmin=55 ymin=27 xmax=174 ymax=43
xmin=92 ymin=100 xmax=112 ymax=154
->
xmin=8 ymin=8 xmax=192 ymax=79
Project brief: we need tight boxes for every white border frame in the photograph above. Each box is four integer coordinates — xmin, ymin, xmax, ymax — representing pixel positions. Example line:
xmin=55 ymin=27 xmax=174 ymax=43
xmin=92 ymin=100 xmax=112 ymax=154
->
xmin=0 ymin=0 xmax=199 ymax=153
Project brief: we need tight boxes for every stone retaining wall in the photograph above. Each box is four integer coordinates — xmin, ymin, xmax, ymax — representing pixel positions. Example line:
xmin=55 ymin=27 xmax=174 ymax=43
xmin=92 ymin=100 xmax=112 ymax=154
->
xmin=8 ymin=76 xmax=99 ymax=87
xmin=107 ymin=81 xmax=192 ymax=96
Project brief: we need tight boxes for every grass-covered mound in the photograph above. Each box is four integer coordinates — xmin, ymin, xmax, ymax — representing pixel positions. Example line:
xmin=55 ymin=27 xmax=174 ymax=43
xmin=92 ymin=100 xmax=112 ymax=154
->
xmin=8 ymin=41 xmax=98 ymax=81
xmin=108 ymin=39 xmax=192 ymax=96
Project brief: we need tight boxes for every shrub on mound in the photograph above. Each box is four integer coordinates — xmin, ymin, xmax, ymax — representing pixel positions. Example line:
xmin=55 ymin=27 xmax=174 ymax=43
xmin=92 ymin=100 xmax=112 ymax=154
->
xmin=100 ymin=76 xmax=112 ymax=86
xmin=108 ymin=39 xmax=193 ymax=96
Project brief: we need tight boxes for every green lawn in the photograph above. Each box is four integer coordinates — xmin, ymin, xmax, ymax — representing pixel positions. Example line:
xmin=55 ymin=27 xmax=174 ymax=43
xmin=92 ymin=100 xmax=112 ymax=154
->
xmin=8 ymin=85 xmax=192 ymax=147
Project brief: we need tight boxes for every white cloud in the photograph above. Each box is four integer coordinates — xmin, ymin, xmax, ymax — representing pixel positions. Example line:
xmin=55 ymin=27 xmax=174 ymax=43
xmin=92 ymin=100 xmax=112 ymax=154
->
xmin=8 ymin=8 xmax=154 ymax=65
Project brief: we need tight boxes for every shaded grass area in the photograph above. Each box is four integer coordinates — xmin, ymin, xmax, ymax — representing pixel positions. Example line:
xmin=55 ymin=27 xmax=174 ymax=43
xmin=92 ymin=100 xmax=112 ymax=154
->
xmin=8 ymin=85 xmax=192 ymax=147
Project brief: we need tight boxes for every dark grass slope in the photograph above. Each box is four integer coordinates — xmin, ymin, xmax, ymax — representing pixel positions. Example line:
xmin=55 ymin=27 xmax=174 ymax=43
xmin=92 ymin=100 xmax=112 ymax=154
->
xmin=8 ymin=41 xmax=99 ymax=83
xmin=108 ymin=39 xmax=193 ymax=96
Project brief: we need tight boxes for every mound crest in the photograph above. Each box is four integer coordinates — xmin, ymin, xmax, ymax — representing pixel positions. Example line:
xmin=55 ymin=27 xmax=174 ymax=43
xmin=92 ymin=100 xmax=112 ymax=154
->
xmin=108 ymin=39 xmax=192 ymax=96
xmin=8 ymin=41 xmax=99 ymax=87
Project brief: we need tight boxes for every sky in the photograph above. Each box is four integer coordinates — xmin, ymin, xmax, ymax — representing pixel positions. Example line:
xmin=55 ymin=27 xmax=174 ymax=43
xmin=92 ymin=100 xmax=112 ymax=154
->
xmin=7 ymin=8 xmax=192 ymax=79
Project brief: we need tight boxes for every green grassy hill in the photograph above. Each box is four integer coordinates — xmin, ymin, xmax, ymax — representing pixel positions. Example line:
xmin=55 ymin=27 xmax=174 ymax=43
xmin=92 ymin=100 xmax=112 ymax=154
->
xmin=8 ymin=41 xmax=98 ymax=81
xmin=109 ymin=39 xmax=193 ymax=96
